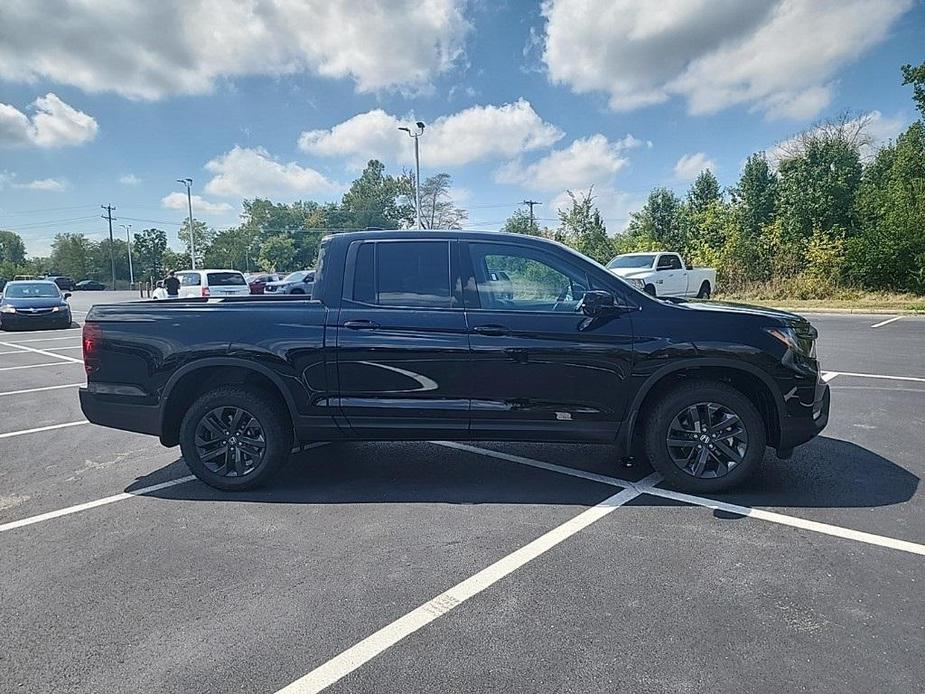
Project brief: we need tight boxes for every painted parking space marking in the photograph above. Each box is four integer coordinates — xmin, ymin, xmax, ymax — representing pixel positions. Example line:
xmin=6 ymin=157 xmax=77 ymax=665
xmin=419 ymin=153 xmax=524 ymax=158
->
xmin=0 ymin=329 xmax=82 ymax=340
xmin=439 ymin=443 xmax=925 ymax=557
xmin=0 ymin=475 xmax=198 ymax=533
xmin=821 ymin=371 xmax=839 ymax=382
xmin=824 ymin=370 xmax=925 ymax=384
xmin=0 ymin=383 xmax=83 ymax=397
xmin=275 ymin=478 xmax=656 ymax=694
xmin=45 ymin=345 xmax=83 ymax=351
xmin=871 ymin=316 xmax=902 ymax=328
xmin=1 ymin=334 xmax=83 ymax=343
xmin=0 ymin=349 xmax=28 ymax=355
xmin=0 ymin=361 xmax=83 ymax=372
xmin=0 ymin=420 xmax=88 ymax=440
xmin=0 ymin=340 xmax=82 ymax=364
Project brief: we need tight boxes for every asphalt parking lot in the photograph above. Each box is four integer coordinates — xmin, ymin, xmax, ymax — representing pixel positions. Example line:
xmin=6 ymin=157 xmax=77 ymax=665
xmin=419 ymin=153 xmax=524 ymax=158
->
xmin=1 ymin=297 xmax=923 ymax=694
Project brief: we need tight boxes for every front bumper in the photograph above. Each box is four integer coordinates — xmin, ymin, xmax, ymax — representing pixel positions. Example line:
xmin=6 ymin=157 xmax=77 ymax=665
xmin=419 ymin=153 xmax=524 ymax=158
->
xmin=79 ymin=388 xmax=161 ymax=437
xmin=778 ymin=381 xmax=830 ymax=450
xmin=0 ymin=311 xmax=71 ymax=330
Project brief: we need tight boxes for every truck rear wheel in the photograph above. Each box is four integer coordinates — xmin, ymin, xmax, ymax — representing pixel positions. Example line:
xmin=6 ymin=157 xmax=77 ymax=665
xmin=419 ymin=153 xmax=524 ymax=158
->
xmin=696 ymin=281 xmax=711 ymax=299
xmin=179 ymin=385 xmax=292 ymax=491
xmin=643 ymin=380 xmax=765 ymax=492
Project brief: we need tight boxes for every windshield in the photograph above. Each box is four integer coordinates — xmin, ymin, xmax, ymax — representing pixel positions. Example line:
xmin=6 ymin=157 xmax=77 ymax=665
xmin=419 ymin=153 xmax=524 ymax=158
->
xmin=607 ymin=254 xmax=656 ymax=269
xmin=283 ymin=271 xmax=309 ymax=282
xmin=4 ymin=282 xmax=61 ymax=298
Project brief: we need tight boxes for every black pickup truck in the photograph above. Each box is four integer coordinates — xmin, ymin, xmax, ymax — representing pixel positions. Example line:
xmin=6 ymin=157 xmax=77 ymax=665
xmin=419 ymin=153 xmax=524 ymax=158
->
xmin=80 ymin=230 xmax=829 ymax=492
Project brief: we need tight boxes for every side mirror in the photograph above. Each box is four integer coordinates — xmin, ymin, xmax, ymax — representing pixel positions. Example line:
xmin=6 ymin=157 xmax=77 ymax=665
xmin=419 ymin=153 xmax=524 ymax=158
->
xmin=577 ymin=290 xmax=616 ymax=316
xmin=64 ymin=293 xmax=72 ymax=300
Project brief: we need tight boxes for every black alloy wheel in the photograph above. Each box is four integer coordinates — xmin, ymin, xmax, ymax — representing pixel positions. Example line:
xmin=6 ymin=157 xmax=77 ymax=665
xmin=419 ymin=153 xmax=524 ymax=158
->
xmin=665 ymin=402 xmax=747 ymax=479
xmin=195 ymin=405 xmax=267 ymax=477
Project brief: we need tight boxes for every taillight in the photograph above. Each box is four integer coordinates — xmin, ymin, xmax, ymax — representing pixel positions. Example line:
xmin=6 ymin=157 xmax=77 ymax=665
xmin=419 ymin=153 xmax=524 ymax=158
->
xmin=201 ymin=287 xmax=210 ymax=297
xmin=82 ymin=323 xmax=101 ymax=375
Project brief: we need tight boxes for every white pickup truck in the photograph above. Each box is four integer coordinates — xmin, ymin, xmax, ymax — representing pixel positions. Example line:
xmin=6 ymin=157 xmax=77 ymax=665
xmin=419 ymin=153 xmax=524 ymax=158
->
xmin=606 ymin=252 xmax=716 ymax=299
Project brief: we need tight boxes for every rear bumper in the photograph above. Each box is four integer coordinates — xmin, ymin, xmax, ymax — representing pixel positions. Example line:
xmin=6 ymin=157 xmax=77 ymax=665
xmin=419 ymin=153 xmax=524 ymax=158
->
xmin=79 ymin=388 xmax=161 ymax=437
xmin=778 ymin=381 xmax=830 ymax=450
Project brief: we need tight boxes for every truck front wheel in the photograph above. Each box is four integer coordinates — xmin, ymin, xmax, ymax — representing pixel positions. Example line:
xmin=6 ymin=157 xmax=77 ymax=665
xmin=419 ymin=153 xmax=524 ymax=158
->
xmin=179 ymin=385 xmax=292 ymax=491
xmin=643 ymin=380 xmax=765 ymax=492
xmin=643 ymin=284 xmax=657 ymax=296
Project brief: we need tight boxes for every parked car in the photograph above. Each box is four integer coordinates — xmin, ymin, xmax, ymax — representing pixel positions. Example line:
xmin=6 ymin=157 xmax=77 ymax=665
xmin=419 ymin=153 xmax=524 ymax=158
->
xmin=246 ymin=273 xmax=280 ymax=294
xmin=265 ymin=270 xmax=314 ymax=295
xmin=80 ymin=230 xmax=828 ymax=494
xmin=1 ymin=280 xmax=72 ymax=330
xmin=606 ymin=252 xmax=716 ymax=299
xmin=45 ymin=275 xmax=76 ymax=291
xmin=173 ymin=270 xmax=251 ymax=298
xmin=75 ymin=280 xmax=106 ymax=290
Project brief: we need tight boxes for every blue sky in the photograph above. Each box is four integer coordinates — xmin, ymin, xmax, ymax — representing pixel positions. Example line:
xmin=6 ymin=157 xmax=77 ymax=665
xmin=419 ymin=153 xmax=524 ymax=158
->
xmin=1 ymin=0 xmax=922 ymax=256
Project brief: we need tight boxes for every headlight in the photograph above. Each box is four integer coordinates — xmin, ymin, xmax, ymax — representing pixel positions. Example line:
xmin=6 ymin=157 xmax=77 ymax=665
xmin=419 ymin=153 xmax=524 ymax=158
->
xmin=0 ymin=305 xmax=16 ymax=313
xmin=52 ymin=306 xmax=61 ymax=312
xmin=626 ymin=278 xmax=645 ymax=290
xmin=765 ymin=326 xmax=816 ymax=357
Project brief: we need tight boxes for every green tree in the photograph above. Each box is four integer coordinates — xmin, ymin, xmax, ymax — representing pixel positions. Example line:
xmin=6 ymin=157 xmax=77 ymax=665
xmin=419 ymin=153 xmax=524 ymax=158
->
xmin=732 ymin=154 xmax=778 ymax=235
xmin=178 ymin=218 xmax=215 ymax=268
xmin=91 ymin=238 xmax=131 ymax=287
xmin=501 ymin=208 xmax=541 ymax=236
xmin=49 ymin=233 xmax=95 ymax=279
xmin=626 ymin=187 xmax=686 ymax=251
xmin=204 ymin=226 xmax=260 ymax=271
xmin=401 ymin=172 xmax=468 ymax=229
xmin=132 ymin=228 xmax=167 ymax=281
xmin=258 ymin=235 xmax=296 ymax=272
xmin=0 ymin=230 xmax=27 ymax=265
xmin=901 ymin=59 xmax=925 ymax=119
xmin=336 ymin=160 xmax=411 ymax=229
xmin=687 ymin=170 xmax=722 ymax=214
xmin=555 ymin=189 xmax=614 ymax=263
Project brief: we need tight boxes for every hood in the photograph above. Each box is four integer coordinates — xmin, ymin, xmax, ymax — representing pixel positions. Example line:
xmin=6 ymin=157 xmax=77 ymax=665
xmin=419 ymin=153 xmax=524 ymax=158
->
xmin=670 ymin=299 xmax=807 ymax=325
xmin=610 ymin=268 xmax=652 ymax=278
xmin=2 ymin=296 xmax=68 ymax=309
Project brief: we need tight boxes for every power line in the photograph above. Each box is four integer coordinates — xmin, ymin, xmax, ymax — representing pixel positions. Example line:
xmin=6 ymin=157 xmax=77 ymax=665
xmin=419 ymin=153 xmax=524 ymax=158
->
xmin=0 ymin=204 xmax=98 ymax=217
xmin=521 ymin=199 xmax=542 ymax=229
xmin=101 ymin=204 xmax=117 ymax=289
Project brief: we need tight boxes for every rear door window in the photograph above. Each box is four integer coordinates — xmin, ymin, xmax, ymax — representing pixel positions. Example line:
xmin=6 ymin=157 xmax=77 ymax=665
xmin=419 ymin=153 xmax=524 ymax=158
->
xmin=351 ymin=241 xmax=452 ymax=308
xmin=177 ymin=272 xmax=201 ymax=286
xmin=207 ymin=272 xmax=246 ymax=286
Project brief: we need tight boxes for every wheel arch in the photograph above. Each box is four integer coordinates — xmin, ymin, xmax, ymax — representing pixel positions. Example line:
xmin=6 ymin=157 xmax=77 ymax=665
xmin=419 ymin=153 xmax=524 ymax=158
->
xmin=159 ymin=358 xmax=297 ymax=446
xmin=622 ymin=358 xmax=784 ymax=454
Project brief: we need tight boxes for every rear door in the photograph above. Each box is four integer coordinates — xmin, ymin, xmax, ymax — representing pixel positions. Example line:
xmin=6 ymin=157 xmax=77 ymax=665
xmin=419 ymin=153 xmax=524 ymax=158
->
xmin=462 ymin=240 xmax=635 ymax=441
xmin=335 ymin=238 xmax=470 ymax=438
xmin=176 ymin=271 xmax=202 ymax=298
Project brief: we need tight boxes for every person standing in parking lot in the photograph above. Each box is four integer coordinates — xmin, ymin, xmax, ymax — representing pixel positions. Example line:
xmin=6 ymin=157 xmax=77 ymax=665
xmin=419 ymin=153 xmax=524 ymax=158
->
xmin=164 ymin=271 xmax=180 ymax=298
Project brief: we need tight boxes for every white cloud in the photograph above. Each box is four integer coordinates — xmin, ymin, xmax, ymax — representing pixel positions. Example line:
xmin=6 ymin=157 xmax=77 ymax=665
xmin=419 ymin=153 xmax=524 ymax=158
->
xmin=494 ymin=134 xmax=633 ymax=191
xmin=542 ymin=0 xmax=911 ymax=119
xmin=161 ymin=192 xmax=233 ymax=215
xmin=299 ymin=99 xmax=563 ymax=167
xmin=203 ymin=146 xmax=339 ymax=199
xmin=673 ymin=152 xmax=716 ymax=182
xmin=119 ymin=174 xmax=141 ymax=186
xmin=0 ymin=1 xmax=469 ymax=100
xmin=12 ymin=177 xmax=69 ymax=192
xmin=0 ymin=93 xmax=98 ymax=147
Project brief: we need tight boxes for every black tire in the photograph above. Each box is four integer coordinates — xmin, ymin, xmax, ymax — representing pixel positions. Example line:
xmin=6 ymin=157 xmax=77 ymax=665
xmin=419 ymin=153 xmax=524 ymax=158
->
xmin=643 ymin=284 xmax=657 ymax=296
xmin=179 ymin=385 xmax=292 ymax=491
xmin=696 ymin=281 xmax=711 ymax=300
xmin=643 ymin=380 xmax=765 ymax=493
xmin=290 ymin=288 xmax=305 ymax=294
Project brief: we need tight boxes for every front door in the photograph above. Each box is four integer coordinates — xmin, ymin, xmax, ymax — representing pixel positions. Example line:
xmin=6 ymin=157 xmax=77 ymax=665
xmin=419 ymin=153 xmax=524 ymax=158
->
xmin=335 ymin=238 xmax=470 ymax=439
xmin=655 ymin=254 xmax=684 ymax=295
xmin=462 ymin=241 xmax=635 ymax=442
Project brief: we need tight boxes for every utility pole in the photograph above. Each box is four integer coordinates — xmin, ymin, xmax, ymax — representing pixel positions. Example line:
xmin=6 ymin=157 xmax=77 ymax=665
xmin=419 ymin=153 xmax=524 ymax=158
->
xmin=120 ymin=223 xmax=134 ymax=286
xmin=521 ymin=200 xmax=542 ymax=231
xmin=177 ymin=178 xmax=196 ymax=269
xmin=101 ymin=204 xmax=117 ymax=289
xmin=399 ymin=122 xmax=426 ymax=228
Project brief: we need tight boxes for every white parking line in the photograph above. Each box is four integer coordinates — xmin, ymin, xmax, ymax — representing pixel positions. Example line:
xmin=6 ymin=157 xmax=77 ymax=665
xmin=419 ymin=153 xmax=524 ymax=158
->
xmin=0 ymin=361 xmax=83 ymax=372
xmin=0 ymin=339 xmax=82 ymax=364
xmin=0 ymin=329 xmax=82 ymax=340
xmin=825 ymin=370 xmax=925 ymax=384
xmin=45 ymin=345 xmax=82 ymax=351
xmin=0 ymin=349 xmax=27 ymax=355
xmin=2 ymin=334 xmax=83 ymax=343
xmin=436 ymin=443 xmax=925 ymax=556
xmin=0 ymin=420 xmax=88 ymax=439
xmin=821 ymin=371 xmax=839 ymax=382
xmin=0 ymin=475 xmax=197 ymax=533
xmin=0 ymin=383 xmax=83 ymax=397
xmin=275 ymin=478 xmax=654 ymax=694
xmin=871 ymin=316 xmax=902 ymax=328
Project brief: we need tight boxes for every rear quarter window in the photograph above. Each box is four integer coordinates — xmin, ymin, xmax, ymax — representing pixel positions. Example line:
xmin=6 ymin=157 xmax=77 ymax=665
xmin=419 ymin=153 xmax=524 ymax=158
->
xmin=207 ymin=272 xmax=246 ymax=286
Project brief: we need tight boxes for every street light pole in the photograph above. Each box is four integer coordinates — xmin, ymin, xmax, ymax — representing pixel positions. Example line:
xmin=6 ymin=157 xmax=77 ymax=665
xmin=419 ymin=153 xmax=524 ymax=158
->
xmin=398 ymin=122 xmax=425 ymax=229
xmin=120 ymin=223 xmax=134 ymax=286
xmin=177 ymin=178 xmax=196 ymax=269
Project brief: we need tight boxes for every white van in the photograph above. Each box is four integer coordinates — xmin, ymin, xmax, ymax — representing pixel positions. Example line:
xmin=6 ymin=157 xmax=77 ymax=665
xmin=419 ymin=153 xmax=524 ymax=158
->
xmin=173 ymin=270 xmax=251 ymax=298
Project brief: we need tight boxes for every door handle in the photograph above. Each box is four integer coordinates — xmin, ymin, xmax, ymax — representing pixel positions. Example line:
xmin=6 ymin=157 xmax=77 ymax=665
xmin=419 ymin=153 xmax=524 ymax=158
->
xmin=343 ymin=319 xmax=380 ymax=330
xmin=472 ymin=324 xmax=509 ymax=336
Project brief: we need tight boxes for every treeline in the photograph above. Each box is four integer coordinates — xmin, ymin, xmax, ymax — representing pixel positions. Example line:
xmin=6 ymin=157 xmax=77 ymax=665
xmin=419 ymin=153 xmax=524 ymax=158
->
xmin=502 ymin=61 xmax=925 ymax=298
